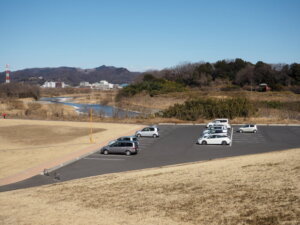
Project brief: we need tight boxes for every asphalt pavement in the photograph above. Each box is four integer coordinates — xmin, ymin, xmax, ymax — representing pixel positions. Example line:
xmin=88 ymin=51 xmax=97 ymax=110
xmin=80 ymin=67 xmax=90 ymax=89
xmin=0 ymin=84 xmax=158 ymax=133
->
xmin=1 ymin=125 xmax=300 ymax=192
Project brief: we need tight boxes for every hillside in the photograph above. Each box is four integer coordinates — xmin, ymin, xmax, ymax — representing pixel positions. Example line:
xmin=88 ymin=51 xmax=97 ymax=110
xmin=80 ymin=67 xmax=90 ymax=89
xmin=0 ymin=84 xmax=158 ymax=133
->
xmin=0 ymin=65 xmax=141 ymax=86
xmin=0 ymin=148 xmax=299 ymax=225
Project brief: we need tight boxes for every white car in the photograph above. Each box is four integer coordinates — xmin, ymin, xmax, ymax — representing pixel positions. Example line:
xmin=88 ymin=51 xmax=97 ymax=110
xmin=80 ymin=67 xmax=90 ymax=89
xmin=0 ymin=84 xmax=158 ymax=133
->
xmin=206 ymin=118 xmax=231 ymax=129
xmin=203 ymin=125 xmax=227 ymax=134
xmin=198 ymin=134 xmax=231 ymax=145
xmin=238 ymin=124 xmax=258 ymax=133
xmin=202 ymin=132 xmax=228 ymax=138
xmin=136 ymin=126 xmax=159 ymax=138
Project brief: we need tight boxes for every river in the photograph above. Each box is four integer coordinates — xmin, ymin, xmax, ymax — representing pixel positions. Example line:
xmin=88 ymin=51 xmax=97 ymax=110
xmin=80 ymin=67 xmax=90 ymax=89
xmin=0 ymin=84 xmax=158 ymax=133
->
xmin=39 ymin=97 xmax=140 ymax=118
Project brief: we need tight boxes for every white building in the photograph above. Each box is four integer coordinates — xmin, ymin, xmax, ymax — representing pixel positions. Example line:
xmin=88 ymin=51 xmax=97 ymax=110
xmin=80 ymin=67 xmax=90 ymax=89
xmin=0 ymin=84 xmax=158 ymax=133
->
xmin=92 ymin=80 xmax=114 ymax=90
xmin=79 ymin=81 xmax=91 ymax=87
xmin=41 ymin=81 xmax=66 ymax=88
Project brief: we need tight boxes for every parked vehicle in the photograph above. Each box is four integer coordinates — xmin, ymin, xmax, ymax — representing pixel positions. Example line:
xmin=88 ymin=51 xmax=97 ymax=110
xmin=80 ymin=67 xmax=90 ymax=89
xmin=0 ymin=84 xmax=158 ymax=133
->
xmin=203 ymin=125 xmax=227 ymax=134
xmin=108 ymin=136 xmax=139 ymax=146
xmin=136 ymin=126 xmax=160 ymax=138
xmin=206 ymin=118 xmax=231 ymax=129
xmin=100 ymin=141 xmax=139 ymax=156
xmin=202 ymin=130 xmax=228 ymax=138
xmin=198 ymin=134 xmax=231 ymax=145
xmin=118 ymin=136 xmax=139 ymax=145
xmin=238 ymin=124 xmax=258 ymax=133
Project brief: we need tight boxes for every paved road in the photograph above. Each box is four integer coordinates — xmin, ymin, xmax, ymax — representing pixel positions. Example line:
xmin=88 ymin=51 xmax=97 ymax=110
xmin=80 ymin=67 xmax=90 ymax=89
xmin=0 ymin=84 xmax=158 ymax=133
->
xmin=1 ymin=125 xmax=300 ymax=192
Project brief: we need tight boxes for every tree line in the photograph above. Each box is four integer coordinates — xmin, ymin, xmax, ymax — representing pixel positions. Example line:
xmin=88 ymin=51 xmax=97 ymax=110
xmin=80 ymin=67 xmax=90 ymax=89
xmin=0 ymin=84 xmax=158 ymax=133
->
xmin=0 ymin=83 xmax=40 ymax=100
xmin=141 ymin=59 xmax=300 ymax=91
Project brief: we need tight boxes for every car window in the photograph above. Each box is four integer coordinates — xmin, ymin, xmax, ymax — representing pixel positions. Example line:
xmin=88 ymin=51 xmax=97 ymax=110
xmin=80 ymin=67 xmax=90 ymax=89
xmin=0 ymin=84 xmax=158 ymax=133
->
xmin=250 ymin=125 xmax=254 ymax=127
xmin=220 ymin=120 xmax=227 ymax=123
xmin=149 ymin=128 xmax=155 ymax=131
xmin=142 ymin=128 xmax=149 ymax=131
xmin=125 ymin=142 xmax=133 ymax=147
xmin=133 ymin=138 xmax=137 ymax=141
xmin=124 ymin=138 xmax=130 ymax=141
xmin=112 ymin=142 xmax=120 ymax=147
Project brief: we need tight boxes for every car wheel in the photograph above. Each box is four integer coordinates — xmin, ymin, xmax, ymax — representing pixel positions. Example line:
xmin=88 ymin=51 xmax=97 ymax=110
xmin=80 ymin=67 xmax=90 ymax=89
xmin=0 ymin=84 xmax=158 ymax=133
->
xmin=103 ymin=150 xmax=109 ymax=155
xmin=137 ymin=134 xmax=141 ymax=138
xmin=202 ymin=141 xmax=207 ymax=145
xmin=222 ymin=141 xmax=227 ymax=145
xmin=253 ymin=130 xmax=257 ymax=133
xmin=153 ymin=134 xmax=157 ymax=138
xmin=125 ymin=150 xmax=131 ymax=156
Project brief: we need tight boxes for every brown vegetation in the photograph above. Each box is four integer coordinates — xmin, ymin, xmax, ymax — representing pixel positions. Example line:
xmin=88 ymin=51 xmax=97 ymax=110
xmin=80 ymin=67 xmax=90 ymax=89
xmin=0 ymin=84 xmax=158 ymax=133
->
xmin=0 ymin=97 xmax=77 ymax=119
xmin=0 ymin=119 xmax=143 ymax=179
xmin=0 ymin=125 xmax=104 ymax=145
xmin=1 ymin=87 xmax=300 ymax=124
xmin=0 ymin=148 xmax=299 ymax=225
xmin=41 ymin=87 xmax=92 ymax=97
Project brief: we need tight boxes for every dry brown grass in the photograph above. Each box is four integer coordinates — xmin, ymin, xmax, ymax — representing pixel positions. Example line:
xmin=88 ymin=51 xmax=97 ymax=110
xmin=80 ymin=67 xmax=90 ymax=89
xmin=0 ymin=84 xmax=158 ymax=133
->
xmin=0 ymin=98 xmax=78 ymax=119
xmin=117 ymin=93 xmax=186 ymax=113
xmin=0 ymin=125 xmax=104 ymax=145
xmin=63 ymin=90 xmax=117 ymax=106
xmin=0 ymin=149 xmax=299 ymax=225
xmin=117 ymin=90 xmax=300 ymax=112
xmin=2 ymin=89 xmax=299 ymax=124
xmin=0 ymin=119 xmax=143 ymax=179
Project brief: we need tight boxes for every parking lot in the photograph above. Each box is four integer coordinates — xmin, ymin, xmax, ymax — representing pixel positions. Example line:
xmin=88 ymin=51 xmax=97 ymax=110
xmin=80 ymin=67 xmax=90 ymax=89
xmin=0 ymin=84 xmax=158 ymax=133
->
xmin=1 ymin=125 xmax=300 ymax=192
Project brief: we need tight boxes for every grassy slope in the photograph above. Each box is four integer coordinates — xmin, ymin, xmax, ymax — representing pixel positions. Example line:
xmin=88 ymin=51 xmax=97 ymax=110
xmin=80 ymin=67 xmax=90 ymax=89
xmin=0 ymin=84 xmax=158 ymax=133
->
xmin=0 ymin=119 xmax=143 ymax=179
xmin=0 ymin=149 xmax=299 ymax=225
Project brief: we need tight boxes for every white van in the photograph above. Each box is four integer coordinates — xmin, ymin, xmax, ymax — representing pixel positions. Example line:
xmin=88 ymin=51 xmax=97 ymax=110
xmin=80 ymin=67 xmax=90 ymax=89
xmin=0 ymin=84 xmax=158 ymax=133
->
xmin=206 ymin=118 xmax=231 ymax=129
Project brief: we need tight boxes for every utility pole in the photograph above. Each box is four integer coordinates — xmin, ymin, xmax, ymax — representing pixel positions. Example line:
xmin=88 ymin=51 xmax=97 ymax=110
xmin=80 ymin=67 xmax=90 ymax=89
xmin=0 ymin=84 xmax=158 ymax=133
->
xmin=89 ymin=108 xmax=95 ymax=143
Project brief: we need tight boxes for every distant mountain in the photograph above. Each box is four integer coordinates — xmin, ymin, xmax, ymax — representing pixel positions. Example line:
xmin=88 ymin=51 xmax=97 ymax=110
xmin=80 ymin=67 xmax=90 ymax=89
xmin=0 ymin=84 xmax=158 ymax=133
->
xmin=0 ymin=65 xmax=141 ymax=86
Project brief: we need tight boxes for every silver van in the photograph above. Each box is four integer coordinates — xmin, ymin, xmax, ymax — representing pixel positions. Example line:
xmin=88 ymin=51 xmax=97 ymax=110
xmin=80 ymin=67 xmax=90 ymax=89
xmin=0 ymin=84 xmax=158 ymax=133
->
xmin=135 ymin=126 xmax=160 ymax=138
xmin=101 ymin=141 xmax=138 ymax=156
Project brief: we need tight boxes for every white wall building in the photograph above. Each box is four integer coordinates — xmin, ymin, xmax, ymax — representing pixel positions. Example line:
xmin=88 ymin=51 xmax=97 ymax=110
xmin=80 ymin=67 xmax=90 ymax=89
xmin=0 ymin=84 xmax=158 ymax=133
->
xmin=91 ymin=80 xmax=114 ymax=90
xmin=79 ymin=81 xmax=91 ymax=87
xmin=41 ymin=81 xmax=66 ymax=88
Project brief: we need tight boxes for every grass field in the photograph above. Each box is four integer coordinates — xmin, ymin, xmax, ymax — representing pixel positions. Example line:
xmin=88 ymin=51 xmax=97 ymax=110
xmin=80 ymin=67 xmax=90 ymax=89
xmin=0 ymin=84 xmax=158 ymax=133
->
xmin=0 ymin=119 xmax=143 ymax=179
xmin=0 ymin=148 xmax=299 ymax=225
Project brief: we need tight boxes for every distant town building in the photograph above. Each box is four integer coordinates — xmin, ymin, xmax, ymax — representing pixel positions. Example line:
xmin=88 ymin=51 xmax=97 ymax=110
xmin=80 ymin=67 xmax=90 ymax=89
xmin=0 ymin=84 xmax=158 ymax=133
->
xmin=79 ymin=81 xmax=91 ymax=87
xmin=91 ymin=80 xmax=114 ymax=90
xmin=78 ymin=80 xmax=125 ymax=90
xmin=41 ymin=81 xmax=66 ymax=88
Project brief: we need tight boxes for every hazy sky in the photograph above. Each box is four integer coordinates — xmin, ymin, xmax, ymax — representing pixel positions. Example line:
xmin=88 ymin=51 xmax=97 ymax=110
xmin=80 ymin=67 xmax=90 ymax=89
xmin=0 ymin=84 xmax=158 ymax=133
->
xmin=1 ymin=0 xmax=299 ymax=71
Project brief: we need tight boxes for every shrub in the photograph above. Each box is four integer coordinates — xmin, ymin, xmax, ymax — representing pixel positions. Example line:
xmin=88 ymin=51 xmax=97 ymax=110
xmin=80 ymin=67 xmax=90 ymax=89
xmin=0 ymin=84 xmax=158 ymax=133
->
xmin=161 ymin=97 xmax=256 ymax=121
xmin=0 ymin=83 xmax=40 ymax=100
xmin=220 ymin=85 xmax=241 ymax=91
xmin=27 ymin=102 xmax=42 ymax=111
xmin=8 ymin=100 xmax=25 ymax=110
xmin=116 ymin=77 xmax=186 ymax=100
xmin=257 ymin=100 xmax=300 ymax=112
